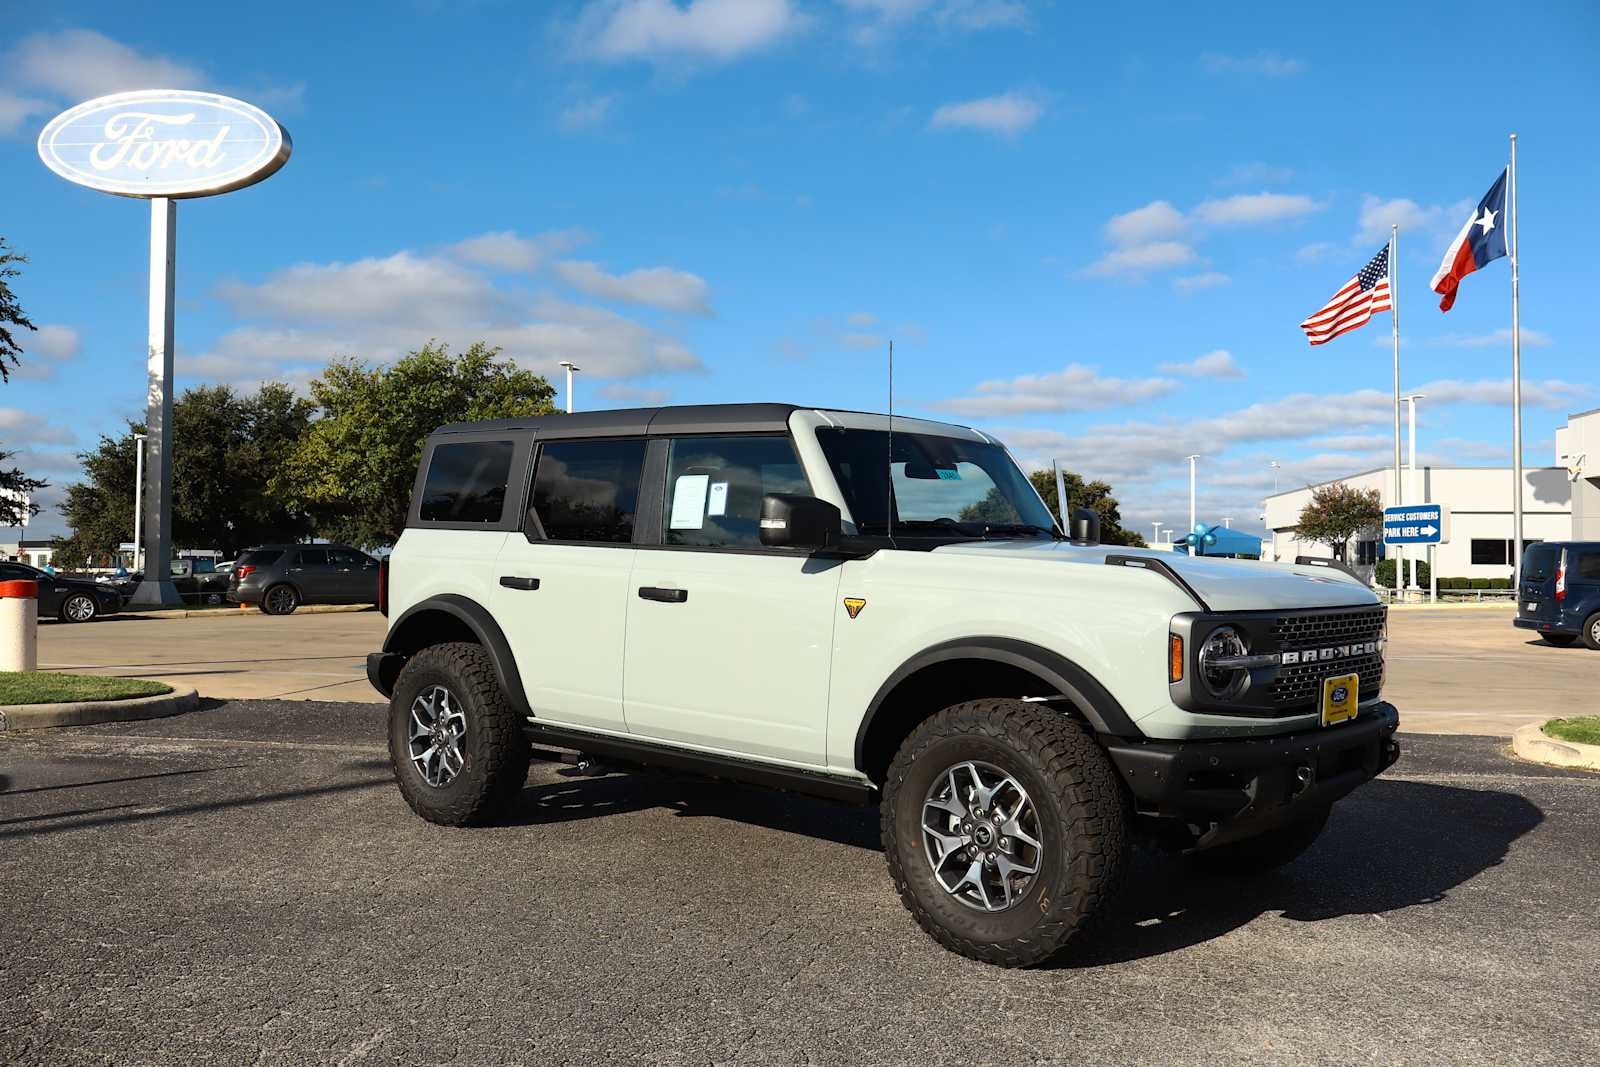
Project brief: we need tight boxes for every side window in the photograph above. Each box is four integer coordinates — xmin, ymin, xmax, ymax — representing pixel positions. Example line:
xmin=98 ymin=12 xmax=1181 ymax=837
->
xmin=328 ymin=549 xmax=366 ymax=568
xmin=529 ymin=439 xmax=647 ymax=543
xmin=295 ymin=548 xmax=330 ymax=567
xmin=663 ymin=435 xmax=809 ymax=549
xmin=419 ymin=440 xmax=516 ymax=523
xmin=0 ymin=562 xmax=35 ymax=580
xmin=1470 ymin=539 xmax=1507 ymax=566
xmin=1579 ymin=552 xmax=1600 ymax=581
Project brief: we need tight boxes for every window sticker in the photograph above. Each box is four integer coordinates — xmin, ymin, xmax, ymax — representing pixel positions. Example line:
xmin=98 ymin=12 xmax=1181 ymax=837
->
xmin=707 ymin=481 xmax=729 ymax=517
xmin=669 ymin=474 xmax=710 ymax=529
xmin=935 ymin=468 xmax=961 ymax=480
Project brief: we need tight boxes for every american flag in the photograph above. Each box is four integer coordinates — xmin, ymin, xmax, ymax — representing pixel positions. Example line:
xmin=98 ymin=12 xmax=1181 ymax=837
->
xmin=1300 ymin=244 xmax=1392 ymax=345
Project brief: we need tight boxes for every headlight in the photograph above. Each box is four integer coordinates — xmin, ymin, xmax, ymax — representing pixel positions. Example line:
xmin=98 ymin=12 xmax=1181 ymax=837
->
xmin=1197 ymin=626 xmax=1249 ymax=699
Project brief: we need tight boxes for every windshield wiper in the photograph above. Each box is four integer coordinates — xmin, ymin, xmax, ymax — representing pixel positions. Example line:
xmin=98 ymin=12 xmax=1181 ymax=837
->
xmin=980 ymin=523 xmax=1061 ymax=540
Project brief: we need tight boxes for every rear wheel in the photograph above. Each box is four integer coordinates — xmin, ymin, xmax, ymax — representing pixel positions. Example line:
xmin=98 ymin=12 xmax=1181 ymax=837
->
xmin=59 ymin=593 xmax=98 ymax=623
xmin=1583 ymin=613 xmax=1600 ymax=651
xmin=881 ymin=698 xmax=1129 ymax=968
xmin=1539 ymin=632 xmax=1577 ymax=647
xmin=261 ymin=584 xmax=298 ymax=615
xmin=388 ymin=642 xmax=530 ymax=826
xmin=1188 ymin=806 xmax=1330 ymax=875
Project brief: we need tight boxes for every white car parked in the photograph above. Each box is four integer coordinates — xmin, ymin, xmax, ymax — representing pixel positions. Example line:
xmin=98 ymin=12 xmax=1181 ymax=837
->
xmin=369 ymin=404 xmax=1400 ymax=966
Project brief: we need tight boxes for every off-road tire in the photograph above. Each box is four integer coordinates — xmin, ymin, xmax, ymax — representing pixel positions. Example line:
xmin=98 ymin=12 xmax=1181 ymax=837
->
xmin=1539 ymin=632 xmax=1577 ymax=648
xmin=881 ymin=699 xmax=1130 ymax=968
xmin=1188 ymin=806 xmax=1331 ymax=875
xmin=261 ymin=584 xmax=298 ymax=616
xmin=388 ymin=642 xmax=530 ymax=826
xmin=59 ymin=593 xmax=98 ymax=623
xmin=1582 ymin=612 xmax=1600 ymax=651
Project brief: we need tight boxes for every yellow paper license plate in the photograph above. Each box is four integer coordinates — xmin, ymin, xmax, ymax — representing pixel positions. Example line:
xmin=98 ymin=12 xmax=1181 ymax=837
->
xmin=1321 ymin=672 xmax=1358 ymax=726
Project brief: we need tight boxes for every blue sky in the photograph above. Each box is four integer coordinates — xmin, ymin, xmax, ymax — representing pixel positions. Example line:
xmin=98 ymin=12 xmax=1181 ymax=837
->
xmin=2 ymin=0 xmax=1596 ymax=541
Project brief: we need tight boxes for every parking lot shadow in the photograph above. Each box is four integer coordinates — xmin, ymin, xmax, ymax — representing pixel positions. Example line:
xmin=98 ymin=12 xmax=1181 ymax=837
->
xmin=1068 ymin=777 xmax=1544 ymax=967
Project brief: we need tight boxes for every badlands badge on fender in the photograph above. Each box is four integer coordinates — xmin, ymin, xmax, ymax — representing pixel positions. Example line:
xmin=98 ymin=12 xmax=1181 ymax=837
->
xmin=843 ymin=597 xmax=866 ymax=619
xmin=1321 ymin=672 xmax=1358 ymax=727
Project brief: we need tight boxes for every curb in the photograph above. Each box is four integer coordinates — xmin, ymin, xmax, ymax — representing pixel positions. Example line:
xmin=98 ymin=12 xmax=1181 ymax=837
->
xmin=0 ymin=685 xmax=200 ymax=731
xmin=1512 ymin=721 xmax=1600 ymax=772
xmin=120 ymin=604 xmax=377 ymax=621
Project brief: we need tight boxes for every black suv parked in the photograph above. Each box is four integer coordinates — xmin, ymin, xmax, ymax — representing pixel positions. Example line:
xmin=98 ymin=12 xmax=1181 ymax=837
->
xmin=228 ymin=544 xmax=380 ymax=615
xmin=1515 ymin=541 xmax=1600 ymax=649
xmin=0 ymin=561 xmax=123 ymax=622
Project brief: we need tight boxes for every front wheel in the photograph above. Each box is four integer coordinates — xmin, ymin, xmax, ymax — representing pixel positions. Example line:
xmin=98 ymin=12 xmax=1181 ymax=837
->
xmin=881 ymin=699 xmax=1129 ymax=968
xmin=60 ymin=593 xmax=98 ymax=623
xmin=261 ymin=584 xmax=299 ymax=615
xmin=388 ymin=642 xmax=530 ymax=826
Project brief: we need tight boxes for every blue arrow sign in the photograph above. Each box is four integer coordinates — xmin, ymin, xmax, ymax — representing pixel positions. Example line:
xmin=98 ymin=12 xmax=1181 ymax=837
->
xmin=1382 ymin=504 xmax=1447 ymax=545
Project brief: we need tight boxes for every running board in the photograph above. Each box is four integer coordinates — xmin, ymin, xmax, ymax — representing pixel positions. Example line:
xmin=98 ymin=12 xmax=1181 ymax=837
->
xmin=521 ymin=721 xmax=879 ymax=807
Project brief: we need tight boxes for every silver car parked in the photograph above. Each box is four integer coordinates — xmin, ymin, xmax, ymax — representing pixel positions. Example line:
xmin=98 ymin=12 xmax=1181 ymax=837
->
xmin=228 ymin=544 xmax=380 ymax=615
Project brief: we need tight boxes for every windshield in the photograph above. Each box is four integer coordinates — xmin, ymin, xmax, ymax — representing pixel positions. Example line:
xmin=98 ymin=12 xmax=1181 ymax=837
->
xmin=815 ymin=427 xmax=1058 ymax=539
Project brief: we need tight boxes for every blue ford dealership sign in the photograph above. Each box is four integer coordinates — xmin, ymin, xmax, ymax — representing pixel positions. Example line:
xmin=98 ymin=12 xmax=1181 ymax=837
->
xmin=1382 ymin=504 xmax=1450 ymax=545
xmin=37 ymin=89 xmax=291 ymax=199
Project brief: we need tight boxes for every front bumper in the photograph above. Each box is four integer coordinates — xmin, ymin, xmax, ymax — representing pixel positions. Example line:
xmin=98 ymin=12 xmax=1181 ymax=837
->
xmin=1104 ymin=701 xmax=1400 ymax=851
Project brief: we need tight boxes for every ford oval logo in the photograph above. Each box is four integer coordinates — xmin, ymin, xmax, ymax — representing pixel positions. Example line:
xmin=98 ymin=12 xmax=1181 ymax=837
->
xmin=37 ymin=90 xmax=291 ymax=199
xmin=1330 ymin=685 xmax=1349 ymax=703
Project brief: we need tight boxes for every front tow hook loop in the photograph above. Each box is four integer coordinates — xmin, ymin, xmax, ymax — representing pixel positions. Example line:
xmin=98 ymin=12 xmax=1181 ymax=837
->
xmin=1291 ymin=763 xmax=1314 ymax=796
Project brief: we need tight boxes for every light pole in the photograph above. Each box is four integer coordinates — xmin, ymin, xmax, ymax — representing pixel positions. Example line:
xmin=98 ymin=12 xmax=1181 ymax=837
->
xmin=1222 ymin=516 xmax=1232 ymax=528
xmin=1186 ymin=454 xmax=1200 ymax=535
xmin=1151 ymin=521 xmax=1163 ymax=546
xmin=559 ymin=360 xmax=581 ymax=413
xmin=132 ymin=432 xmax=147 ymax=574
xmin=1402 ymin=393 xmax=1427 ymax=598
xmin=1270 ymin=461 xmax=1280 ymax=494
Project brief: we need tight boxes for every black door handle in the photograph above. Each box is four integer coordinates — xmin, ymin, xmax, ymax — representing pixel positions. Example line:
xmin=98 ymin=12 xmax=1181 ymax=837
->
xmin=638 ymin=586 xmax=688 ymax=603
xmin=499 ymin=576 xmax=540 ymax=591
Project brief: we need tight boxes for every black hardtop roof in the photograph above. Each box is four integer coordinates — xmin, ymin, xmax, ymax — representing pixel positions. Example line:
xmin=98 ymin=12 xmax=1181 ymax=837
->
xmin=433 ymin=402 xmax=806 ymax=439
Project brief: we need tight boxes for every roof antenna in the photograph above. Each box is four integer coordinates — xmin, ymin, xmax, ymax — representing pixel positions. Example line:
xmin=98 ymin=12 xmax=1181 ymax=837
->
xmin=886 ymin=338 xmax=894 ymax=541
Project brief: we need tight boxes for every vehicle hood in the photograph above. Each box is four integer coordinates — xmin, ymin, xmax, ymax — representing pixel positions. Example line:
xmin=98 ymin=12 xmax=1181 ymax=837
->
xmin=929 ymin=540 xmax=1378 ymax=612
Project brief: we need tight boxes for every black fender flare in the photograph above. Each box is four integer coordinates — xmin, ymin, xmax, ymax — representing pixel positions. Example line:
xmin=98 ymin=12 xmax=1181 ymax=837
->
xmin=854 ymin=637 xmax=1140 ymax=772
xmin=380 ymin=594 xmax=531 ymax=717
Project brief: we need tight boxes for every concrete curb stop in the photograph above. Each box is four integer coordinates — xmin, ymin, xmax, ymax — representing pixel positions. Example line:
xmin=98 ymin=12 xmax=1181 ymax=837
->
xmin=0 ymin=685 xmax=200 ymax=731
xmin=1513 ymin=721 xmax=1600 ymax=772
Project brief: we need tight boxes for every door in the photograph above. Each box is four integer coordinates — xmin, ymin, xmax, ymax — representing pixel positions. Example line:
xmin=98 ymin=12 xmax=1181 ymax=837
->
xmin=490 ymin=437 xmax=647 ymax=733
xmin=624 ymin=435 xmax=843 ymax=766
xmin=288 ymin=547 xmax=338 ymax=603
xmin=327 ymin=548 xmax=377 ymax=602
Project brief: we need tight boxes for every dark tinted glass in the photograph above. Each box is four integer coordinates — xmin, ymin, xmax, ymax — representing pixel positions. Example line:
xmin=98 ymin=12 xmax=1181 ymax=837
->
xmin=420 ymin=440 xmax=515 ymax=523
xmin=663 ymin=436 xmax=809 ymax=548
xmin=1522 ymin=544 xmax=1558 ymax=580
xmin=1579 ymin=553 xmax=1600 ymax=581
xmin=296 ymin=548 xmax=330 ymax=566
xmin=0 ymin=562 xmax=36 ymax=579
xmin=328 ymin=549 xmax=369 ymax=567
xmin=529 ymin=439 xmax=646 ymax=543
xmin=238 ymin=549 xmax=284 ymax=566
xmin=1470 ymin=539 xmax=1507 ymax=565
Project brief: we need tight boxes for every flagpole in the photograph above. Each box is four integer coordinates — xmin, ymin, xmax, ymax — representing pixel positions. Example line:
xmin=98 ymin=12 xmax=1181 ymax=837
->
xmin=1390 ymin=223 xmax=1403 ymax=599
xmin=1509 ymin=133 xmax=1524 ymax=584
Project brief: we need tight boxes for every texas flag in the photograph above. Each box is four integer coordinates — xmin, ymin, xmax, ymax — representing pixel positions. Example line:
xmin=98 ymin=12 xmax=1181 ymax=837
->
xmin=1430 ymin=169 xmax=1508 ymax=311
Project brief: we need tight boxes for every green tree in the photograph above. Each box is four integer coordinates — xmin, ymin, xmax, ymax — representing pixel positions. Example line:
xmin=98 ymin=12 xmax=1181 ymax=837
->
xmin=958 ymin=468 xmax=1146 ymax=547
xmin=52 ymin=383 xmax=315 ymax=566
xmin=0 ymin=237 xmax=46 ymax=526
xmin=274 ymin=342 xmax=556 ymax=547
xmin=1294 ymin=482 xmax=1382 ymax=561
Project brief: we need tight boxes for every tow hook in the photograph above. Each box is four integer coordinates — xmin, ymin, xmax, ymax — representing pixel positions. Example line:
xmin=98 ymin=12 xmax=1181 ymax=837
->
xmin=1291 ymin=763 xmax=1314 ymax=796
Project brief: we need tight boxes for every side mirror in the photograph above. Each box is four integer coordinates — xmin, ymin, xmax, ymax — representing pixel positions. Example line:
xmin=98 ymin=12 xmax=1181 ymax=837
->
xmin=1069 ymin=508 xmax=1101 ymax=545
xmin=760 ymin=494 xmax=844 ymax=550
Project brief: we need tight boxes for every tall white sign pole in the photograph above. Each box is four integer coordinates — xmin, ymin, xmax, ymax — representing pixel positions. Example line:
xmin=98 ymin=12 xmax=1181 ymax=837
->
xmin=132 ymin=432 xmax=147 ymax=573
xmin=1390 ymin=224 xmax=1404 ymax=600
xmin=1509 ymin=133 xmax=1524 ymax=584
xmin=1186 ymin=454 xmax=1199 ymax=536
xmin=132 ymin=198 xmax=181 ymax=606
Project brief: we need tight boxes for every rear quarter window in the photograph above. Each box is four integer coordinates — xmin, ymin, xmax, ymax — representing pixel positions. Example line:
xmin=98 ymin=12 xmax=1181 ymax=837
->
xmin=238 ymin=550 xmax=284 ymax=566
xmin=420 ymin=440 xmax=516 ymax=523
xmin=1579 ymin=552 xmax=1600 ymax=581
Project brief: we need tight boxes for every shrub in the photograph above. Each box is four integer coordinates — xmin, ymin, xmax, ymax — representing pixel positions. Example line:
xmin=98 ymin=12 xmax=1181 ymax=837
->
xmin=1470 ymin=578 xmax=1492 ymax=590
xmin=1374 ymin=559 xmax=1430 ymax=587
xmin=1489 ymin=577 xmax=1512 ymax=589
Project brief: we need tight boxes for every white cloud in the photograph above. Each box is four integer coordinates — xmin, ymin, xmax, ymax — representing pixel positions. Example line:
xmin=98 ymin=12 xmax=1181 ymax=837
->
xmin=7 ymin=29 xmax=202 ymax=102
xmin=578 ymin=0 xmax=807 ymax=62
xmin=1417 ymin=377 xmax=1586 ymax=410
xmin=928 ymin=91 xmax=1043 ymax=139
xmin=1105 ymin=200 xmax=1187 ymax=245
xmin=847 ymin=311 xmax=878 ymax=327
xmin=1173 ymin=271 xmax=1230 ymax=291
xmin=560 ymin=94 xmax=619 ymax=130
xmin=0 ymin=89 xmax=51 ymax=137
xmin=13 ymin=324 xmax=81 ymax=381
xmin=217 ymin=252 xmax=502 ymax=325
xmin=841 ymin=0 xmax=1027 ymax=41
xmin=1216 ymin=162 xmax=1295 ymax=187
xmin=937 ymin=363 xmax=1179 ymax=416
xmin=447 ymin=229 xmax=588 ymax=273
xmin=0 ymin=407 xmax=76 ymax=446
xmin=1296 ymin=242 xmax=1336 ymax=262
xmin=1158 ymin=349 xmax=1244 ymax=379
xmin=1080 ymin=240 xmax=1197 ymax=278
xmin=1355 ymin=195 xmax=1459 ymax=245
xmin=1192 ymin=192 xmax=1319 ymax=226
xmin=599 ymin=382 xmax=672 ymax=406
xmin=1429 ymin=328 xmax=1551 ymax=348
xmin=553 ymin=260 xmax=712 ymax=314
xmin=1200 ymin=51 xmax=1306 ymax=76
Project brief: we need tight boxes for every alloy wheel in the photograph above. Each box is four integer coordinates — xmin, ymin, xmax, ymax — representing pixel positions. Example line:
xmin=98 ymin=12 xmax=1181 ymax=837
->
xmin=408 ymin=685 xmax=468 ymax=788
xmin=265 ymin=586 xmax=296 ymax=614
xmin=921 ymin=760 xmax=1045 ymax=912
xmin=64 ymin=595 xmax=95 ymax=622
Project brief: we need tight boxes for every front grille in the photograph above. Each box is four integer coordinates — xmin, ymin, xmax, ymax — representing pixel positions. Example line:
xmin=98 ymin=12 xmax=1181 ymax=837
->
xmin=1266 ymin=607 xmax=1386 ymax=709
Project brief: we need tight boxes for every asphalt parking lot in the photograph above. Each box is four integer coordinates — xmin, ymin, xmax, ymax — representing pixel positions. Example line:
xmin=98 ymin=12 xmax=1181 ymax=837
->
xmin=2 ymin=701 xmax=1596 ymax=1065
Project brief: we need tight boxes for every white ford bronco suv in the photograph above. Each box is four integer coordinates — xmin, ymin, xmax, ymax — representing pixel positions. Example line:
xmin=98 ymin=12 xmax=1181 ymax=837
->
xmin=369 ymin=404 xmax=1400 ymax=966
